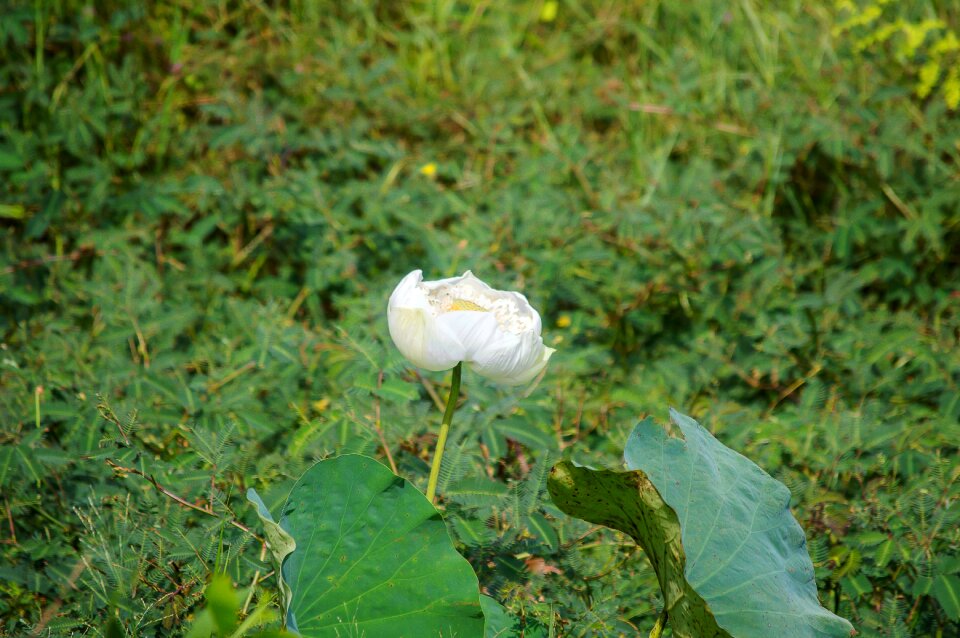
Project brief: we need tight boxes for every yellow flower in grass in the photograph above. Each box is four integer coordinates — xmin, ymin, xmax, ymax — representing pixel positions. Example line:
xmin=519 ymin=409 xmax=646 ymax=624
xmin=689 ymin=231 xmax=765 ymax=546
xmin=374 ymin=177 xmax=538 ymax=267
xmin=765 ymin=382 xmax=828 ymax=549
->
xmin=540 ymin=1 xmax=558 ymax=22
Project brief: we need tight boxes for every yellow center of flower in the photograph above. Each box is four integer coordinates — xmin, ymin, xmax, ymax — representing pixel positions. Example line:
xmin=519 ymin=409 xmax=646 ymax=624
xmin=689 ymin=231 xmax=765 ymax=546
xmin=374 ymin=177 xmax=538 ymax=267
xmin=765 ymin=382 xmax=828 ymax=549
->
xmin=449 ymin=298 xmax=488 ymax=312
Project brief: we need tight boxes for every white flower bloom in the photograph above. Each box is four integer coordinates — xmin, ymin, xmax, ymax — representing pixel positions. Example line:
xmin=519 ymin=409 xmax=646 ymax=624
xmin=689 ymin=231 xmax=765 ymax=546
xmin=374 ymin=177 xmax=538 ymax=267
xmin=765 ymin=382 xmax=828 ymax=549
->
xmin=387 ymin=270 xmax=555 ymax=385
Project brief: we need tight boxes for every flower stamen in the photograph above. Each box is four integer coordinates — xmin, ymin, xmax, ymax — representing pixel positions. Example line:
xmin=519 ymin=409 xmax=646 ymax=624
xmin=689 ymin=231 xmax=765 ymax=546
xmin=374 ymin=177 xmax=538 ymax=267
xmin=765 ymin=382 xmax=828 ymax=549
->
xmin=449 ymin=299 xmax=488 ymax=312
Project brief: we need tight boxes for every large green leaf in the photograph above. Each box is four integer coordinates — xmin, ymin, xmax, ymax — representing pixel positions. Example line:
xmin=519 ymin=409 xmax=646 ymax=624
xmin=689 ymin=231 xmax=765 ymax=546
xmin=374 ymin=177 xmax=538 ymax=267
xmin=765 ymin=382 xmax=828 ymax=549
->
xmin=251 ymin=454 xmax=485 ymax=637
xmin=548 ymin=460 xmax=729 ymax=637
xmin=548 ymin=409 xmax=855 ymax=638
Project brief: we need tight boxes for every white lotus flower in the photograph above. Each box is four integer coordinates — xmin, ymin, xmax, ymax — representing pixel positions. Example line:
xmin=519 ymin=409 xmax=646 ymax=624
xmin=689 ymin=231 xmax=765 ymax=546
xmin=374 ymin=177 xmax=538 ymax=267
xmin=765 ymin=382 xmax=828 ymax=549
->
xmin=387 ymin=270 xmax=555 ymax=385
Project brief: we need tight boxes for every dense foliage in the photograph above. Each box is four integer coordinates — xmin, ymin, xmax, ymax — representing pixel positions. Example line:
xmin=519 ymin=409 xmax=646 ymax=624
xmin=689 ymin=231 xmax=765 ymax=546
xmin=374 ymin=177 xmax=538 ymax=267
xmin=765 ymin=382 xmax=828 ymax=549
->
xmin=1 ymin=1 xmax=958 ymax=636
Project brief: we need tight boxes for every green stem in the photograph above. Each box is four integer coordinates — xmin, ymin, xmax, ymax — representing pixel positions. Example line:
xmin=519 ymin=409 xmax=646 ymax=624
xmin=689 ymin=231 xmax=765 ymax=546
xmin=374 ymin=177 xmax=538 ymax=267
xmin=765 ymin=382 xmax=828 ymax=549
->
xmin=425 ymin=362 xmax=461 ymax=504
xmin=35 ymin=386 xmax=42 ymax=430
xmin=35 ymin=0 xmax=44 ymax=78
xmin=649 ymin=609 xmax=667 ymax=638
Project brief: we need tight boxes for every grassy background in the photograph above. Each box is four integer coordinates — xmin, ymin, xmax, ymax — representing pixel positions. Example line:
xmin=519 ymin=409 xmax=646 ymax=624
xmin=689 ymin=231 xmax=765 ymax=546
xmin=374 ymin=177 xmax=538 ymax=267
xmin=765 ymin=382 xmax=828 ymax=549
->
xmin=1 ymin=1 xmax=958 ymax=636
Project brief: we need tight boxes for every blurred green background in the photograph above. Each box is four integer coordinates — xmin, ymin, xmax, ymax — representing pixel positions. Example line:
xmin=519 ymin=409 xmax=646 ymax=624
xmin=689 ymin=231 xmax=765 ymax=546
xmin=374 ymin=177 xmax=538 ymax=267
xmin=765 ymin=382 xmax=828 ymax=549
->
xmin=1 ymin=1 xmax=958 ymax=636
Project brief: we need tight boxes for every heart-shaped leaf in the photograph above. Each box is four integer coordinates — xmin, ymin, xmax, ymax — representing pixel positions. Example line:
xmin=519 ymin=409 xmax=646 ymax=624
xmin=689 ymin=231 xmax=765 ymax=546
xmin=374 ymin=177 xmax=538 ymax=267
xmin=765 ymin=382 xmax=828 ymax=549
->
xmin=249 ymin=454 xmax=485 ymax=637
xmin=548 ymin=409 xmax=854 ymax=638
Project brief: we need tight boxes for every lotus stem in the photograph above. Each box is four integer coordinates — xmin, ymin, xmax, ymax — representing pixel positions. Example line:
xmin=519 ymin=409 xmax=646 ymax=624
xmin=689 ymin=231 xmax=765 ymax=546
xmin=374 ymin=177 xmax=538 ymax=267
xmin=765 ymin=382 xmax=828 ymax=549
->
xmin=426 ymin=362 xmax=462 ymax=504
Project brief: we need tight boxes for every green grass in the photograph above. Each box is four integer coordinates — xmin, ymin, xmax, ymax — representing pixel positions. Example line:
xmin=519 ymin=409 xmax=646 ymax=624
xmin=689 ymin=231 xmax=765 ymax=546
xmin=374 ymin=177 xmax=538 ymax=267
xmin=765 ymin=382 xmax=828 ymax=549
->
xmin=1 ymin=1 xmax=958 ymax=636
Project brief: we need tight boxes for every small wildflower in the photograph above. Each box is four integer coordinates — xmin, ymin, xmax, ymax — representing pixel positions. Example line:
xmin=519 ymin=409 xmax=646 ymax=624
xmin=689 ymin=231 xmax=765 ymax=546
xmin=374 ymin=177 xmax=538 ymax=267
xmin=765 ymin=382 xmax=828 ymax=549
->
xmin=540 ymin=1 xmax=558 ymax=23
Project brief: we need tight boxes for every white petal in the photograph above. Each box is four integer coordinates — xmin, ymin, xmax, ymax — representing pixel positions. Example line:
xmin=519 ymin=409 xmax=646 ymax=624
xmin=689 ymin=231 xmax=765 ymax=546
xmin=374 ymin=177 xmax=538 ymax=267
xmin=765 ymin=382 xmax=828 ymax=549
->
xmin=388 ymin=308 xmax=463 ymax=371
xmin=469 ymin=331 xmax=553 ymax=385
xmin=388 ymin=270 xmax=430 ymax=311
xmin=387 ymin=270 xmax=463 ymax=370
xmin=435 ymin=310 xmax=503 ymax=360
xmin=482 ymin=345 xmax=554 ymax=386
